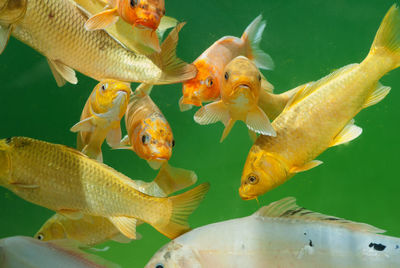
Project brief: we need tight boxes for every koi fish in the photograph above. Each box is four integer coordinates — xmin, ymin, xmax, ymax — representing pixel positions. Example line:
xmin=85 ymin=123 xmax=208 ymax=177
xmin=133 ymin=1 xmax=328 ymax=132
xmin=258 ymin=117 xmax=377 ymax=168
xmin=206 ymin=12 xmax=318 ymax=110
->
xmin=70 ymin=80 xmax=131 ymax=162
xmin=0 ymin=0 xmax=195 ymax=86
xmin=146 ymin=197 xmax=400 ymax=268
xmin=180 ymin=15 xmax=274 ymax=111
xmin=35 ymin=164 xmax=197 ymax=246
xmin=0 ymin=137 xmax=210 ymax=239
xmin=239 ymin=5 xmax=398 ymax=200
xmin=194 ymin=56 xmax=276 ymax=142
xmin=121 ymin=83 xmax=174 ymax=169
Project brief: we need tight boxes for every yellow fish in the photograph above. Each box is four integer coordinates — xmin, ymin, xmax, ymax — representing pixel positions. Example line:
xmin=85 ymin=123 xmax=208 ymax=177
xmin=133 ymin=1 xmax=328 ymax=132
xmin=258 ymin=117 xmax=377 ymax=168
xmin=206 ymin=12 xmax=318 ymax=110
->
xmin=71 ymin=80 xmax=131 ymax=162
xmin=35 ymin=164 xmax=197 ymax=246
xmin=239 ymin=5 xmax=398 ymax=200
xmin=0 ymin=0 xmax=195 ymax=86
xmin=0 ymin=137 xmax=210 ymax=239
xmin=121 ymin=84 xmax=174 ymax=169
xmin=194 ymin=56 xmax=276 ymax=142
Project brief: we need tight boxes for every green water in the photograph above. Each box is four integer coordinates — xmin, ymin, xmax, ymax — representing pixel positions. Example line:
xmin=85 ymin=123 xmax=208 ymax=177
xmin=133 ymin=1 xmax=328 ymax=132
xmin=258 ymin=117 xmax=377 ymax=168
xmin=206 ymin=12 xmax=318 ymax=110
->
xmin=0 ymin=0 xmax=399 ymax=267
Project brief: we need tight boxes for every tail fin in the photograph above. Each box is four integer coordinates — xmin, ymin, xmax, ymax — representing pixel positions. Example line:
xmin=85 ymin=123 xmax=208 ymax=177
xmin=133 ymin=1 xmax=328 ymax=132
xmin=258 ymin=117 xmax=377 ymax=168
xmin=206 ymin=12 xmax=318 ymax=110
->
xmin=154 ymin=183 xmax=210 ymax=239
xmin=150 ymin=23 xmax=197 ymax=84
xmin=154 ymin=163 xmax=198 ymax=196
xmin=369 ymin=4 xmax=400 ymax=70
xmin=241 ymin=15 xmax=274 ymax=70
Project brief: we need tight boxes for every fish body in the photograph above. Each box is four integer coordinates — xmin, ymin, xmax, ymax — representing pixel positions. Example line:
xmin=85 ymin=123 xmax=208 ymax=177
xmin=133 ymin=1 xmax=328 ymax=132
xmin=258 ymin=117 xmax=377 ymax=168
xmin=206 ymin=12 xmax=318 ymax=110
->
xmin=71 ymin=80 xmax=131 ymax=162
xmin=0 ymin=0 xmax=195 ymax=86
xmin=180 ymin=15 xmax=274 ymax=111
xmin=239 ymin=5 xmax=398 ymax=200
xmin=35 ymin=164 xmax=198 ymax=246
xmin=0 ymin=236 xmax=119 ymax=268
xmin=122 ymin=84 xmax=174 ymax=169
xmin=0 ymin=137 xmax=209 ymax=239
xmin=194 ymin=56 xmax=275 ymax=142
xmin=146 ymin=197 xmax=400 ymax=268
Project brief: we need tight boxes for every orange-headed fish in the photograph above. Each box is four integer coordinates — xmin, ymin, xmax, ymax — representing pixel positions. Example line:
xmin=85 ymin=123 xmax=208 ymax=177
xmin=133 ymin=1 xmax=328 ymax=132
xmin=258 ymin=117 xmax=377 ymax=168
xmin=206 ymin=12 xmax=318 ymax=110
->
xmin=195 ymin=56 xmax=276 ymax=142
xmin=239 ymin=5 xmax=398 ymax=200
xmin=180 ymin=15 xmax=274 ymax=111
xmin=70 ymin=80 xmax=131 ymax=162
xmin=121 ymin=84 xmax=174 ymax=169
xmin=0 ymin=137 xmax=210 ymax=239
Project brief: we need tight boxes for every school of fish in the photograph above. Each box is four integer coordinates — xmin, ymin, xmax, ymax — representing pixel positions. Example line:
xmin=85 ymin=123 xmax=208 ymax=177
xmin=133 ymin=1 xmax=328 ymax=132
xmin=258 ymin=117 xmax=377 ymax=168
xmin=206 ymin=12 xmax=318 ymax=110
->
xmin=0 ymin=0 xmax=399 ymax=267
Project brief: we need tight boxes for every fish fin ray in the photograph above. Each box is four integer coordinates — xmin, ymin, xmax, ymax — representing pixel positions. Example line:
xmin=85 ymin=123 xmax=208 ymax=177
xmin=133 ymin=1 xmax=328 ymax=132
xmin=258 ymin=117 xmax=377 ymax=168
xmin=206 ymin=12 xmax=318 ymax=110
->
xmin=246 ymin=106 xmax=276 ymax=137
xmin=47 ymin=58 xmax=78 ymax=87
xmin=242 ymin=15 xmax=274 ymax=70
xmin=194 ymin=101 xmax=229 ymax=125
xmin=154 ymin=163 xmax=198 ymax=195
xmin=84 ymin=8 xmax=119 ymax=31
xmin=119 ymin=135 xmax=130 ymax=146
xmin=106 ymin=126 xmax=122 ymax=148
xmin=157 ymin=16 xmax=178 ymax=40
xmin=70 ymin=117 xmax=95 ymax=133
xmin=108 ymin=216 xmax=138 ymax=239
xmin=58 ymin=209 xmax=83 ymax=220
xmin=254 ymin=197 xmax=386 ymax=234
xmin=330 ymin=119 xmax=362 ymax=147
xmin=0 ymin=24 xmax=13 ymax=55
xmin=363 ymin=83 xmax=391 ymax=109
xmin=179 ymin=96 xmax=193 ymax=111
xmin=290 ymin=160 xmax=323 ymax=173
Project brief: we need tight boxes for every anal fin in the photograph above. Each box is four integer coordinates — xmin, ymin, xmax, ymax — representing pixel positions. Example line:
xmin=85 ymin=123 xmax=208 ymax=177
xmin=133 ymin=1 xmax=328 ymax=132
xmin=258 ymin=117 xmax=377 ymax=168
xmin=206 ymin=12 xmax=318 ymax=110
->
xmin=108 ymin=216 xmax=138 ymax=239
xmin=47 ymin=58 xmax=78 ymax=87
xmin=330 ymin=119 xmax=362 ymax=147
xmin=290 ymin=160 xmax=323 ymax=173
xmin=363 ymin=82 xmax=391 ymax=109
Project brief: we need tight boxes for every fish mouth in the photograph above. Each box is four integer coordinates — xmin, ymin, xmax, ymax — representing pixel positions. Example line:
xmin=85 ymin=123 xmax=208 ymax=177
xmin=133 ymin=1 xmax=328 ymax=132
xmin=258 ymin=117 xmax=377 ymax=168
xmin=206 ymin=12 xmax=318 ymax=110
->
xmin=113 ymin=91 xmax=128 ymax=106
xmin=181 ymin=96 xmax=202 ymax=107
xmin=238 ymin=186 xmax=256 ymax=200
xmin=233 ymin=83 xmax=251 ymax=91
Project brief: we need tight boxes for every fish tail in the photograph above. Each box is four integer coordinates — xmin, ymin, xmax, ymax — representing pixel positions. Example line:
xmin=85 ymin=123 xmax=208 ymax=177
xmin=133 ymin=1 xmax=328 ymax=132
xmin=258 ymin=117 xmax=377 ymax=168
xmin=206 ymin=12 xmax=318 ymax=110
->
xmin=241 ymin=15 xmax=274 ymax=70
xmin=153 ymin=183 xmax=210 ymax=239
xmin=150 ymin=23 xmax=197 ymax=84
xmin=368 ymin=4 xmax=400 ymax=70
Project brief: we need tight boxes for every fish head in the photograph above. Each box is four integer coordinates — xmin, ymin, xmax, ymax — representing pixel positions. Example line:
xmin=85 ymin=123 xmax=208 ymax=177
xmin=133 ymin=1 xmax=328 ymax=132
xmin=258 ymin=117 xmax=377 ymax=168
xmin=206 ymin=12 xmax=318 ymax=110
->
xmin=221 ymin=56 xmax=261 ymax=105
xmin=119 ymin=0 xmax=165 ymax=30
xmin=145 ymin=241 xmax=202 ymax=268
xmin=181 ymin=59 xmax=220 ymax=107
xmin=0 ymin=0 xmax=27 ymax=24
xmin=0 ymin=138 xmax=12 ymax=186
xmin=34 ymin=216 xmax=67 ymax=242
xmin=132 ymin=113 xmax=174 ymax=167
xmin=91 ymin=80 xmax=131 ymax=120
xmin=239 ymin=146 xmax=287 ymax=200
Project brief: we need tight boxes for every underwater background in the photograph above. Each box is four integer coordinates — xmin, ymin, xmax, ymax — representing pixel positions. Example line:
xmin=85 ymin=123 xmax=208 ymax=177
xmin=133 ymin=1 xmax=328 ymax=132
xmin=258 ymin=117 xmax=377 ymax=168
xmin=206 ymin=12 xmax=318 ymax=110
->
xmin=0 ymin=0 xmax=399 ymax=267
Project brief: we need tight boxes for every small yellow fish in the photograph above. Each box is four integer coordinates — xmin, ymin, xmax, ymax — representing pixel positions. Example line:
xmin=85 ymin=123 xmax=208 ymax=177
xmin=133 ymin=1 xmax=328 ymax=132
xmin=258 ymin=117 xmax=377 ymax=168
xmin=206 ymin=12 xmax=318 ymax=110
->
xmin=35 ymin=164 xmax=197 ymax=246
xmin=121 ymin=84 xmax=174 ymax=169
xmin=194 ymin=56 xmax=276 ymax=142
xmin=239 ymin=5 xmax=398 ymax=200
xmin=0 ymin=137 xmax=209 ymax=239
xmin=0 ymin=0 xmax=195 ymax=86
xmin=71 ymin=79 xmax=131 ymax=162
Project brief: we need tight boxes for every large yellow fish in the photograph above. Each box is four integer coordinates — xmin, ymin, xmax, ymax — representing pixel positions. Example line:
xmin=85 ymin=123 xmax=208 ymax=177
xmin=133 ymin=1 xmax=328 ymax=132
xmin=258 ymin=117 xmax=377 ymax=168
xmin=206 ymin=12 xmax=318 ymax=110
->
xmin=35 ymin=164 xmax=197 ymax=246
xmin=239 ymin=5 xmax=398 ymax=200
xmin=71 ymin=79 xmax=131 ymax=162
xmin=0 ymin=0 xmax=195 ymax=86
xmin=0 ymin=137 xmax=210 ymax=239
xmin=121 ymin=83 xmax=174 ymax=169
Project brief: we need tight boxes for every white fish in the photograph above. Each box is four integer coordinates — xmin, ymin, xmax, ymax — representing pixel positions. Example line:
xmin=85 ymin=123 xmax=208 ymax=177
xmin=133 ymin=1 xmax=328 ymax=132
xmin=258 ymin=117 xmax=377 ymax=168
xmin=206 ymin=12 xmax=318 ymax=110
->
xmin=0 ymin=236 xmax=118 ymax=268
xmin=146 ymin=197 xmax=400 ymax=268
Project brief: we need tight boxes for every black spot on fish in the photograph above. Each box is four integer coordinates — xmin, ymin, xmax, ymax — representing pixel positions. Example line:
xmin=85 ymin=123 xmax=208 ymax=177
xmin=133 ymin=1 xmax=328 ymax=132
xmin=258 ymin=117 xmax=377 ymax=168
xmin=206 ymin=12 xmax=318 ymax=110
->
xmin=396 ymin=245 xmax=399 ymax=249
xmin=304 ymin=232 xmax=307 ymax=236
xmin=163 ymin=251 xmax=171 ymax=260
xmin=49 ymin=12 xmax=54 ymax=19
xmin=309 ymin=240 xmax=313 ymax=247
xmin=300 ymin=211 xmax=313 ymax=216
xmin=5 ymin=137 xmax=11 ymax=144
xmin=369 ymin=243 xmax=386 ymax=251
xmin=324 ymin=217 xmax=340 ymax=221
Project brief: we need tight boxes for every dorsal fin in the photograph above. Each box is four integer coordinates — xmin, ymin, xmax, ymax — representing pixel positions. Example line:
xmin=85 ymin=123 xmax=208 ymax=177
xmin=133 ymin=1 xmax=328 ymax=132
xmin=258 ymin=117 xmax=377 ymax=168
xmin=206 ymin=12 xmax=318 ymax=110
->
xmin=284 ymin=64 xmax=358 ymax=111
xmin=253 ymin=197 xmax=385 ymax=234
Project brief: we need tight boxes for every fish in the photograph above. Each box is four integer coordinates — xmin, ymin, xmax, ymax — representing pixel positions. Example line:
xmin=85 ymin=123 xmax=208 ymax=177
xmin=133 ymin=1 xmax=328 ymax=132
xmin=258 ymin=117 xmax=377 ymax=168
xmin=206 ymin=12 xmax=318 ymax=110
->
xmin=0 ymin=137 xmax=210 ymax=239
xmin=194 ymin=56 xmax=276 ymax=142
xmin=239 ymin=4 xmax=398 ymax=200
xmin=0 ymin=236 xmax=119 ymax=268
xmin=145 ymin=197 xmax=400 ymax=268
xmin=179 ymin=15 xmax=274 ymax=111
xmin=0 ymin=0 xmax=195 ymax=86
xmin=120 ymin=83 xmax=174 ymax=169
xmin=34 ymin=164 xmax=197 ymax=246
xmin=70 ymin=79 xmax=131 ymax=162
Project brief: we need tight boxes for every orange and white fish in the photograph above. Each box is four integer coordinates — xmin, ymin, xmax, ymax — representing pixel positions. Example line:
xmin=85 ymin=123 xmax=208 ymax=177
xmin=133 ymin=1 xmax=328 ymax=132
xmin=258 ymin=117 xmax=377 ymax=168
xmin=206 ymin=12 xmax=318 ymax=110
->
xmin=71 ymin=80 xmax=131 ymax=162
xmin=239 ymin=5 xmax=398 ymax=200
xmin=121 ymin=84 xmax=174 ymax=169
xmin=180 ymin=15 xmax=274 ymax=111
xmin=195 ymin=56 xmax=276 ymax=142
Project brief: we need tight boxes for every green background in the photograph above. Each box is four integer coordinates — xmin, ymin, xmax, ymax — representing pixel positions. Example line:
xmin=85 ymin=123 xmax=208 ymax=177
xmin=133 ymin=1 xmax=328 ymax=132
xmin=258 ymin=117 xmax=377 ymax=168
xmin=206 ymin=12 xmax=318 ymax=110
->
xmin=1 ymin=0 xmax=399 ymax=267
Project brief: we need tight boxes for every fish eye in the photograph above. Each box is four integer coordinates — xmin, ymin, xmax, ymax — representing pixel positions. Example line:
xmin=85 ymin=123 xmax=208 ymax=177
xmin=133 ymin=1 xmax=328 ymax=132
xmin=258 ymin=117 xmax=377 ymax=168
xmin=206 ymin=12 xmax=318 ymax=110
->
xmin=37 ymin=234 xmax=44 ymax=240
xmin=155 ymin=264 xmax=164 ymax=268
xmin=101 ymin=83 xmax=108 ymax=91
xmin=205 ymin=77 xmax=213 ymax=87
xmin=224 ymin=72 xmax=229 ymax=80
xmin=141 ymin=134 xmax=150 ymax=144
xmin=172 ymin=140 xmax=175 ymax=147
xmin=130 ymin=0 xmax=137 ymax=8
xmin=247 ymin=174 xmax=259 ymax=185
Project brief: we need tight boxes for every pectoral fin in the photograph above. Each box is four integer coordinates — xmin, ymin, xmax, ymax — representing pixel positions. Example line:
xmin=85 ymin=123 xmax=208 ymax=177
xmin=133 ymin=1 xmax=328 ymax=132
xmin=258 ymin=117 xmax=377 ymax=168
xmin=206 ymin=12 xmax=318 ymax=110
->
xmin=108 ymin=216 xmax=138 ymax=239
xmin=70 ymin=117 xmax=95 ymax=133
xmin=111 ymin=233 xmax=133 ymax=244
xmin=84 ymin=8 xmax=119 ymax=31
xmin=132 ymin=27 xmax=161 ymax=53
xmin=120 ymin=135 xmax=131 ymax=146
xmin=106 ymin=126 xmax=122 ymax=148
xmin=194 ymin=100 xmax=229 ymax=125
xmin=290 ymin=160 xmax=323 ymax=173
xmin=58 ymin=209 xmax=83 ymax=220
xmin=246 ymin=106 xmax=276 ymax=137
xmin=329 ymin=119 xmax=362 ymax=147
xmin=147 ymin=160 xmax=163 ymax=170
xmin=0 ymin=24 xmax=13 ymax=54
xmin=179 ymin=96 xmax=193 ymax=112
xmin=362 ymin=83 xmax=391 ymax=109
xmin=47 ymin=58 xmax=78 ymax=87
